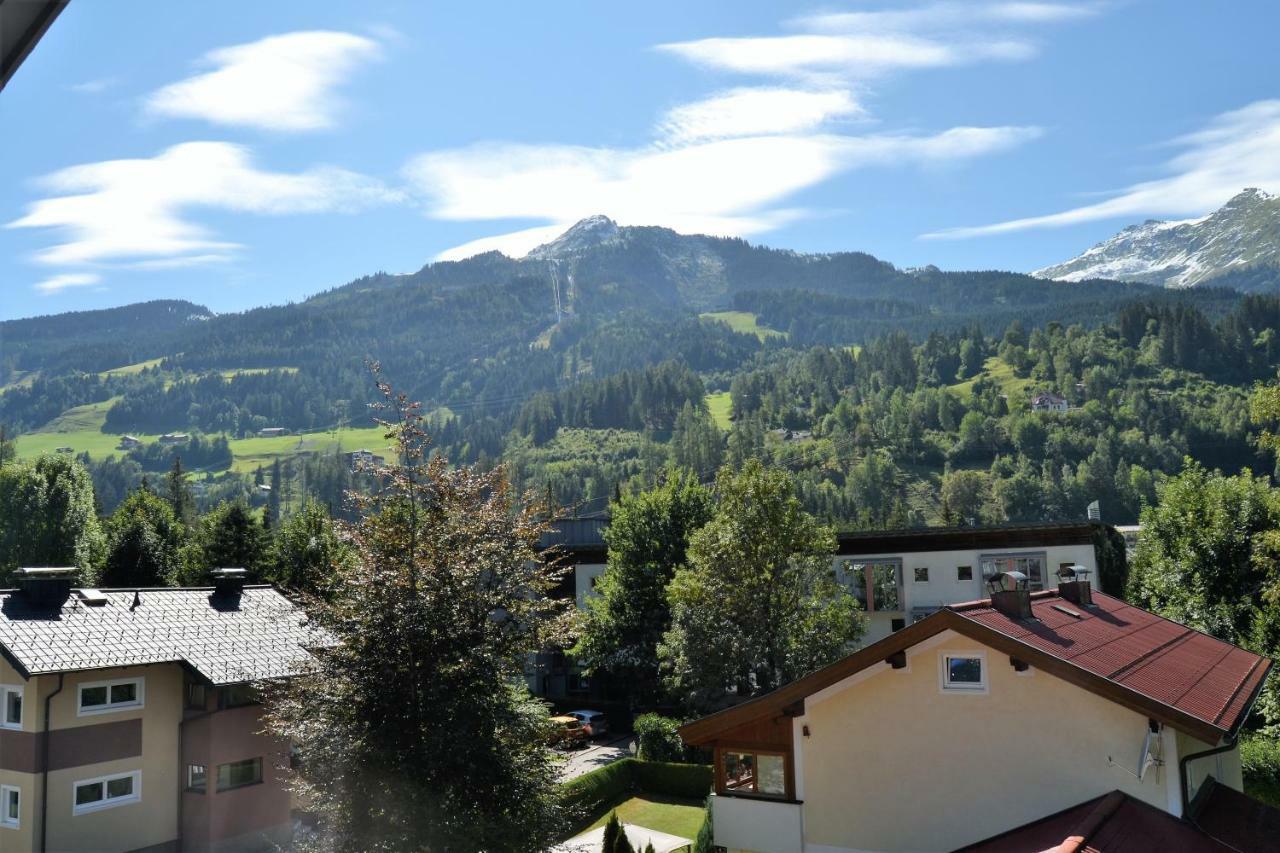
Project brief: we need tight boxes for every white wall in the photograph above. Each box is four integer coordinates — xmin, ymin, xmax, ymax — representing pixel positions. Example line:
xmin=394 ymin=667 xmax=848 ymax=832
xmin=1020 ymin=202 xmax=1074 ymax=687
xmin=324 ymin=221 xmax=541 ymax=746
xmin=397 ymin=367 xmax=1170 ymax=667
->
xmin=837 ymin=543 xmax=1098 ymax=644
xmin=713 ymin=794 xmax=803 ymax=853
xmin=574 ymin=563 xmax=606 ymax=611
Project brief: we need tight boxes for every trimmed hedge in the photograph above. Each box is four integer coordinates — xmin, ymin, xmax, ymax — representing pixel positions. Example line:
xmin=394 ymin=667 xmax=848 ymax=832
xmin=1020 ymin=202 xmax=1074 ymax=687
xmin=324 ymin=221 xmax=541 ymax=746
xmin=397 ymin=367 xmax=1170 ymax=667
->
xmin=561 ymin=758 xmax=714 ymax=827
xmin=562 ymin=759 xmax=637 ymax=819
xmin=634 ymin=760 xmax=714 ymax=800
xmin=634 ymin=713 xmax=684 ymax=762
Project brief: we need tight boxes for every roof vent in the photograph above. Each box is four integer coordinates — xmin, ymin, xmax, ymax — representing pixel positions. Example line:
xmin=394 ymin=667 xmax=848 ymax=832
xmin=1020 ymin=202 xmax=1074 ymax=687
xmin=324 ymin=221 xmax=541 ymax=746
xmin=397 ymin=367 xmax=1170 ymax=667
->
xmin=1056 ymin=564 xmax=1094 ymax=606
xmin=211 ymin=567 xmax=248 ymax=598
xmin=986 ymin=570 xmax=1032 ymax=620
xmin=16 ymin=567 xmax=77 ymax=608
xmin=76 ymin=588 xmax=109 ymax=607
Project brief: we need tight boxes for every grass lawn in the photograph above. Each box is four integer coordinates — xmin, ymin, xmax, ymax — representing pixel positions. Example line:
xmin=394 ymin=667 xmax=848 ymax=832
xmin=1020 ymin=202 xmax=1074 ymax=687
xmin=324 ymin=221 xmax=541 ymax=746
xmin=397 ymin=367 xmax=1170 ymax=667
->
xmin=586 ymin=794 xmax=705 ymax=842
xmin=706 ymin=391 xmax=732 ymax=430
xmin=948 ymin=355 xmax=1033 ymax=401
xmin=99 ymin=357 xmax=165 ymax=377
xmin=227 ymin=425 xmax=392 ymax=473
xmin=700 ymin=310 xmax=785 ymax=342
xmin=11 ymin=398 xmax=159 ymax=459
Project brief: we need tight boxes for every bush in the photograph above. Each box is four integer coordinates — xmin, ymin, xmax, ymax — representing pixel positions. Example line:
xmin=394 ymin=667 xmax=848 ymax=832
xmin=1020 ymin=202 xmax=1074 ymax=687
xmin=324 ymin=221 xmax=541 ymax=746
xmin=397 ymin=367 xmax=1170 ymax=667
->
xmin=633 ymin=760 xmax=714 ymax=800
xmin=634 ymin=713 xmax=684 ymax=762
xmin=692 ymin=795 xmax=714 ymax=853
xmin=1241 ymin=733 xmax=1280 ymax=808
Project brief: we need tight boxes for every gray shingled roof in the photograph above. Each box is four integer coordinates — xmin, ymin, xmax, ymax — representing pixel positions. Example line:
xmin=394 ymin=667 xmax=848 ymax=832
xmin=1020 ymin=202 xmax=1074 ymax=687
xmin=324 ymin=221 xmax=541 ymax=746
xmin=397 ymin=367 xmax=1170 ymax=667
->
xmin=0 ymin=585 xmax=323 ymax=685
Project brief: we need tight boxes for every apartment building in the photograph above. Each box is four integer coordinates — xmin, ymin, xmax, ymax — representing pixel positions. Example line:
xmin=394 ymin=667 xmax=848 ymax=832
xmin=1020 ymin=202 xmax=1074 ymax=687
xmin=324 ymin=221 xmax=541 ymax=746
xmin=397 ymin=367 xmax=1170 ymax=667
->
xmin=680 ymin=572 xmax=1275 ymax=853
xmin=0 ymin=567 xmax=320 ymax=852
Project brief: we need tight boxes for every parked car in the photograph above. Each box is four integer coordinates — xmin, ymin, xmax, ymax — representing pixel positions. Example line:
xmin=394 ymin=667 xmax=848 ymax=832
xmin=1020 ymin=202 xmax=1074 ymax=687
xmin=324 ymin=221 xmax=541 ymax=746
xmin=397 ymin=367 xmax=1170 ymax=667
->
xmin=548 ymin=715 xmax=589 ymax=750
xmin=566 ymin=709 xmax=609 ymax=738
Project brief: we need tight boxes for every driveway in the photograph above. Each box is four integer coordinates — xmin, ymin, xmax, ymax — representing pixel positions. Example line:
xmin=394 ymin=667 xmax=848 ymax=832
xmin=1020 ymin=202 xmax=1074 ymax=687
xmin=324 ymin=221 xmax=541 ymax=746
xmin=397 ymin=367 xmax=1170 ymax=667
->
xmin=559 ymin=734 xmax=634 ymax=781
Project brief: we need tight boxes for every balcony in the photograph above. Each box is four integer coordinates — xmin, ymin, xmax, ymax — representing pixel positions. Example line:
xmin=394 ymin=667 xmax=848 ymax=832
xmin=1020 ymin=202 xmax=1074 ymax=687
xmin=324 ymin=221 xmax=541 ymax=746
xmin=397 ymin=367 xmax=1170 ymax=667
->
xmin=711 ymin=793 xmax=803 ymax=853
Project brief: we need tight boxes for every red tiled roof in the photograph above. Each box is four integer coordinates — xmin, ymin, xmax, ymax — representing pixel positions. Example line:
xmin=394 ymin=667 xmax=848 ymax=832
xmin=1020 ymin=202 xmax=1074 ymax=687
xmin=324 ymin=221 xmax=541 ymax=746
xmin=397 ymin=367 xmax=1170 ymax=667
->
xmin=949 ymin=591 xmax=1271 ymax=738
xmin=955 ymin=790 xmax=1235 ymax=852
xmin=681 ymin=587 xmax=1271 ymax=746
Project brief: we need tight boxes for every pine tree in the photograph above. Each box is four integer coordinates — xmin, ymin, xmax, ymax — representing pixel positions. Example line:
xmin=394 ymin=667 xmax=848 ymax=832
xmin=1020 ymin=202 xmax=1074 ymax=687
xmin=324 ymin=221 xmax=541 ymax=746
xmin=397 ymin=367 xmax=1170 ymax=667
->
xmin=164 ymin=456 xmax=194 ymax=527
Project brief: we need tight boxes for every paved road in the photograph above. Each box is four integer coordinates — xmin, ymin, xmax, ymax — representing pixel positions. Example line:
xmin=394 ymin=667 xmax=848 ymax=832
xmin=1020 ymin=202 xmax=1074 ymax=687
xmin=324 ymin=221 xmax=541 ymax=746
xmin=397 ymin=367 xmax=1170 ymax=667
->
xmin=559 ymin=734 xmax=634 ymax=781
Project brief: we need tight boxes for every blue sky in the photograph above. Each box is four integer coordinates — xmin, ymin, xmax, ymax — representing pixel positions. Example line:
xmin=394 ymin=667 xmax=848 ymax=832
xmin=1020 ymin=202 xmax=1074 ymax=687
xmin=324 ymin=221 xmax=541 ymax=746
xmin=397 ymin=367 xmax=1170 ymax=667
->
xmin=3 ymin=0 xmax=1280 ymax=320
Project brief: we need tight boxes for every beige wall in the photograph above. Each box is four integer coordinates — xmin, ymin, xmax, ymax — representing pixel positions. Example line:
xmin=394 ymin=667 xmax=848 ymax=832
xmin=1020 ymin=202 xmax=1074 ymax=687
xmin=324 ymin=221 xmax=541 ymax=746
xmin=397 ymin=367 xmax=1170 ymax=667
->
xmin=575 ymin=562 xmax=606 ymax=611
xmin=1 ymin=657 xmax=34 ymax=851
xmin=795 ymin=632 xmax=1195 ymax=852
xmin=30 ymin=664 xmax=183 ymax=853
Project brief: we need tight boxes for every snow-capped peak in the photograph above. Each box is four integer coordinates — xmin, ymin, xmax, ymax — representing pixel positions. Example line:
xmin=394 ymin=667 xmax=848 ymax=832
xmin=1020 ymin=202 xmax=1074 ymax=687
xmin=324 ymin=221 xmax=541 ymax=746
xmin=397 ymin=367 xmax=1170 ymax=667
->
xmin=1033 ymin=188 xmax=1280 ymax=288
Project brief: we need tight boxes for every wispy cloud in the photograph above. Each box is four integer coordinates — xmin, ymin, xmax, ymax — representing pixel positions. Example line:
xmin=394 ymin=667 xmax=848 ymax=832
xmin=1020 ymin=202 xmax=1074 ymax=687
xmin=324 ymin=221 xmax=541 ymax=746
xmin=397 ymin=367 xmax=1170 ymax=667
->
xmin=34 ymin=272 xmax=101 ymax=294
xmin=417 ymin=2 xmax=1081 ymax=259
xmin=144 ymin=31 xmax=381 ymax=132
xmin=411 ymin=127 xmax=1038 ymax=260
xmin=924 ymin=100 xmax=1280 ymax=239
xmin=7 ymin=141 xmax=401 ymax=267
xmin=69 ymin=77 xmax=119 ymax=95
xmin=658 ymin=88 xmax=864 ymax=144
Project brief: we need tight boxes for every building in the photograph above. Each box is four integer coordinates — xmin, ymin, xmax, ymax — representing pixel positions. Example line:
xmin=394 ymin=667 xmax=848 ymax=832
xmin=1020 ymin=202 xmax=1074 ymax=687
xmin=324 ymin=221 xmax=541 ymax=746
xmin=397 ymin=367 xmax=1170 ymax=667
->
xmin=528 ymin=517 xmax=608 ymax=700
xmin=0 ymin=567 xmax=322 ymax=852
xmin=680 ymin=573 xmax=1273 ymax=853
xmin=256 ymin=428 xmax=289 ymax=438
xmin=1031 ymin=392 xmax=1070 ymax=412
xmin=159 ymin=433 xmax=190 ymax=446
xmin=830 ymin=522 xmax=1113 ymax=644
xmin=345 ymin=449 xmax=386 ymax=471
xmin=118 ymin=436 xmax=142 ymax=450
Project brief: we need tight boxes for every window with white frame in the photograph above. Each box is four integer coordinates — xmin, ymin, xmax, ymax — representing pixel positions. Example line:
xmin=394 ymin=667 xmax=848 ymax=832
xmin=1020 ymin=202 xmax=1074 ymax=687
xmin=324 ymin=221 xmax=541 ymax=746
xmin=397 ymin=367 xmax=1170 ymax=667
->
xmin=72 ymin=771 xmax=140 ymax=815
xmin=1 ymin=785 xmax=18 ymax=829
xmin=0 ymin=685 xmax=22 ymax=730
xmin=940 ymin=652 xmax=988 ymax=693
xmin=78 ymin=678 xmax=144 ymax=715
xmin=980 ymin=552 xmax=1048 ymax=591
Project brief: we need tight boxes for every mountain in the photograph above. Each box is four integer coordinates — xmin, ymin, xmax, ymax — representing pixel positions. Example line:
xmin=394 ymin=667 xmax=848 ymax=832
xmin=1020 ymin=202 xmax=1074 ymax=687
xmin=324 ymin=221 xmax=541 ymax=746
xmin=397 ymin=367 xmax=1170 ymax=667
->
xmin=1033 ymin=188 xmax=1280 ymax=289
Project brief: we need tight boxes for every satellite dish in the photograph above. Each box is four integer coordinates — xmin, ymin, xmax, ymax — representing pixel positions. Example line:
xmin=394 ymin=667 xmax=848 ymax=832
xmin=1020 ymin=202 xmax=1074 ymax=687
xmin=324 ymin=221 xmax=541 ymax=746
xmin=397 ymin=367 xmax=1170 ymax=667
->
xmin=1137 ymin=728 xmax=1155 ymax=781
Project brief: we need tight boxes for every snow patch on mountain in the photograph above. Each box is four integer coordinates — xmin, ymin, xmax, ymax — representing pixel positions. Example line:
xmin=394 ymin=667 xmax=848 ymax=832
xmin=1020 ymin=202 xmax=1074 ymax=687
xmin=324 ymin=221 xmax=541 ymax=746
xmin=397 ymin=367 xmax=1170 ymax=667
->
xmin=1033 ymin=188 xmax=1280 ymax=288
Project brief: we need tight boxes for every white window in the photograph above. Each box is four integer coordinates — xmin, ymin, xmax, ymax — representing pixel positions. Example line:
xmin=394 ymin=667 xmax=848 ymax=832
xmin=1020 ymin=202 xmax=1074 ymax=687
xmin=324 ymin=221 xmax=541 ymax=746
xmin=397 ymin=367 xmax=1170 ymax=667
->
xmin=72 ymin=771 xmax=140 ymax=815
xmin=0 ymin=786 xmax=19 ymax=829
xmin=0 ymin=685 xmax=22 ymax=730
xmin=980 ymin=552 xmax=1047 ymax=590
xmin=78 ymin=678 xmax=144 ymax=716
xmin=940 ymin=651 xmax=988 ymax=693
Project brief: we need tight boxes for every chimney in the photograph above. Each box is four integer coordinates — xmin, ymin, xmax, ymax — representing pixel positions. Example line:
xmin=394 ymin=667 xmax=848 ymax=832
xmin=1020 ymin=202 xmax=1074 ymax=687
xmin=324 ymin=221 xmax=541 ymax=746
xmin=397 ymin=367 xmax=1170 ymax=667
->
xmin=1056 ymin=564 xmax=1094 ymax=606
xmin=210 ymin=567 xmax=248 ymax=598
xmin=16 ymin=567 xmax=78 ymax=608
xmin=986 ymin=571 xmax=1032 ymax=619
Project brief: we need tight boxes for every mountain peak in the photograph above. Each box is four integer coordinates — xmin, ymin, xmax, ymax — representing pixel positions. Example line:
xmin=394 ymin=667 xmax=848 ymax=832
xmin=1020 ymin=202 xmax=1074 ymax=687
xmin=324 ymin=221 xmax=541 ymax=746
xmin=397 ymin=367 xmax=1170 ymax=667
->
xmin=526 ymin=215 xmax=621 ymax=259
xmin=1033 ymin=188 xmax=1280 ymax=288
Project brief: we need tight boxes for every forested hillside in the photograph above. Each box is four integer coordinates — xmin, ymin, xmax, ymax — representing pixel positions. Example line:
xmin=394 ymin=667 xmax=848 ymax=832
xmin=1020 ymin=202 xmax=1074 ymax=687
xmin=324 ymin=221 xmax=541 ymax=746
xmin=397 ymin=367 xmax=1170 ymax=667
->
xmin=3 ymin=220 xmax=1278 ymax=526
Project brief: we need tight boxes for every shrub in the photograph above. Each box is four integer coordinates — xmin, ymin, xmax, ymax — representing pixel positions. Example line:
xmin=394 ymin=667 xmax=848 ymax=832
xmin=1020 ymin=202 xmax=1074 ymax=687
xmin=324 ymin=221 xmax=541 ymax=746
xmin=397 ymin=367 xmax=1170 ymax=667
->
xmin=692 ymin=795 xmax=714 ymax=853
xmin=1241 ymin=733 xmax=1280 ymax=808
xmin=634 ymin=713 xmax=684 ymax=762
xmin=633 ymin=760 xmax=714 ymax=800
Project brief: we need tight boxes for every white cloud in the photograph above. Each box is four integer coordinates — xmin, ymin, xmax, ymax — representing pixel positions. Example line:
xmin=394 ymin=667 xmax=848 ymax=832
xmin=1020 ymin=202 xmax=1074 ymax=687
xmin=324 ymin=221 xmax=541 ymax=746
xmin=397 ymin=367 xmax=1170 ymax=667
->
xmin=34 ymin=272 xmax=101 ymax=294
xmin=658 ymin=88 xmax=864 ymax=144
xmin=7 ymin=141 xmax=400 ymax=267
xmin=410 ymin=1 xmax=1077 ymax=259
xmin=657 ymin=33 xmax=1032 ymax=79
xmin=144 ymin=31 xmax=380 ymax=132
xmin=410 ymin=127 xmax=1038 ymax=258
xmin=924 ymin=100 xmax=1280 ymax=238
xmin=69 ymin=77 xmax=119 ymax=94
